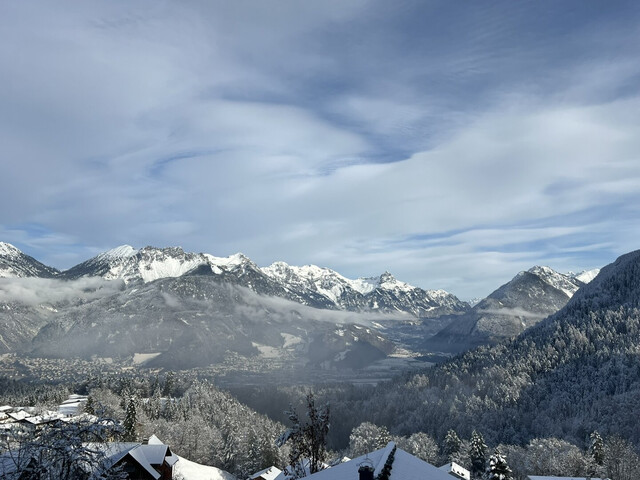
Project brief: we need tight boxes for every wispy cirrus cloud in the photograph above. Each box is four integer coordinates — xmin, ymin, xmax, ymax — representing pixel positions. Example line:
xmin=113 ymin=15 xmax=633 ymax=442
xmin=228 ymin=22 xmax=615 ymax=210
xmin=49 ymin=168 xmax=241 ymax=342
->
xmin=1 ymin=1 xmax=640 ymax=298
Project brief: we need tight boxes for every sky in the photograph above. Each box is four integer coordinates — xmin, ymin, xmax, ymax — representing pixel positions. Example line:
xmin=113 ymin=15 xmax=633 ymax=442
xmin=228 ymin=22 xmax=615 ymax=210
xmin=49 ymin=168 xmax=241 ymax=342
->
xmin=1 ymin=1 xmax=640 ymax=300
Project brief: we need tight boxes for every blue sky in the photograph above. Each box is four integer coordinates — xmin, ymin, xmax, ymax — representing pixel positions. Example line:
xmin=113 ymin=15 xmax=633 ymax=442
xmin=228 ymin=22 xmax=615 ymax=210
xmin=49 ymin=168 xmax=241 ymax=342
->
xmin=2 ymin=1 xmax=640 ymax=299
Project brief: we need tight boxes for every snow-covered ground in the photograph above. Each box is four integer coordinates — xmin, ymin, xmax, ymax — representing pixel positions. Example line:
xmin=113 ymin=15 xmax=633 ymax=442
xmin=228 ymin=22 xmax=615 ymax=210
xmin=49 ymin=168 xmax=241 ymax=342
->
xmin=174 ymin=456 xmax=236 ymax=480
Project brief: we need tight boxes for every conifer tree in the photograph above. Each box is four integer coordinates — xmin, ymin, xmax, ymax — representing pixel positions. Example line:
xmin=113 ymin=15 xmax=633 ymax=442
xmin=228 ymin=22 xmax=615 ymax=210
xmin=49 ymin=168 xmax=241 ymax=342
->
xmin=123 ymin=396 xmax=137 ymax=442
xmin=443 ymin=429 xmax=462 ymax=462
xmin=590 ymin=431 xmax=605 ymax=466
xmin=469 ymin=430 xmax=487 ymax=479
xmin=487 ymin=448 xmax=512 ymax=480
xmin=84 ymin=395 xmax=96 ymax=415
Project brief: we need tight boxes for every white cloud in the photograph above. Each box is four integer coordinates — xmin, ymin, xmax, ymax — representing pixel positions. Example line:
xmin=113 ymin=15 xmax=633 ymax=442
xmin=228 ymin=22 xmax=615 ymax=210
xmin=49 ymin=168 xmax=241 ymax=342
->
xmin=0 ymin=277 xmax=125 ymax=306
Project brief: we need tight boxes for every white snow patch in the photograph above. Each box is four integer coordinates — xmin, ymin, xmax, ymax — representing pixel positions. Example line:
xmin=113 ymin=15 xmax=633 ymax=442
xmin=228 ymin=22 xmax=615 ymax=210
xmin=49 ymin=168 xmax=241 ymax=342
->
xmin=252 ymin=342 xmax=280 ymax=358
xmin=205 ymin=252 xmax=250 ymax=270
xmin=281 ymin=333 xmax=302 ymax=348
xmin=98 ymin=245 xmax=138 ymax=259
xmin=138 ymin=257 xmax=203 ymax=283
xmin=132 ymin=352 xmax=161 ymax=365
xmin=574 ymin=268 xmax=600 ymax=284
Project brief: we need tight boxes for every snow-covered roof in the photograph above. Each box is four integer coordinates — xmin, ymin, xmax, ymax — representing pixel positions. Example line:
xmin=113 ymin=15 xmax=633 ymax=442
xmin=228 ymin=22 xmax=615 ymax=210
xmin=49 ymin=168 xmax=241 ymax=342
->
xmin=249 ymin=466 xmax=283 ymax=480
xmin=127 ymin=447 xmax=162 ymax=479
xmin=144 ymin=435 xmax=179 ymax=466
xmin=147 ymin=434 xmax=164 ymax=445
xmin=439 ymin=462 xmax=470 ymax=480
xmin=87 ymin=438 xmax=180 ymax=479
xmin=139 ymin=444 xmax=170 ymax=466
xmin=24 ymin=412 xmax=66 ymax=425
xmin=307 ymin=442 xmax=453 ymax=480
xmin=8 ymin=410 xmax=31 ymax=421
xmin=175 ymin=455 xmax=234 ymax=480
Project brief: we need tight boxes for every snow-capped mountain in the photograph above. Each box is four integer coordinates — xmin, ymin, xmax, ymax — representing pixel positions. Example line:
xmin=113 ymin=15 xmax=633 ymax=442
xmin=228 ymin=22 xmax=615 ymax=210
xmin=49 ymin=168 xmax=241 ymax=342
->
xmin=572 ymin=268 xmax=600 ymax=284
xmin=0 ymin=242 xmax=59 ymax=278
xmin=61 ymin=245 xmax=210 ymax=283
xmin=427 ymin=265 xmax=588 ymax=352
xmin=261 ymin=262 xmax=467 ymax=317
xmin=60 ymin=245 xmax=468 ymax=318
xmin=527 ymin=265 xmax=583 ymax=297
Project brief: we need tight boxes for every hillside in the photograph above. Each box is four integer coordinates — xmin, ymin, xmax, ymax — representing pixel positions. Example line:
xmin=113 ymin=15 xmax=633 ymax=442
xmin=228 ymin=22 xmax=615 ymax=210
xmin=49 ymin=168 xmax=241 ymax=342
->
xmin=319 ymin=250 xmax=640 ymax=447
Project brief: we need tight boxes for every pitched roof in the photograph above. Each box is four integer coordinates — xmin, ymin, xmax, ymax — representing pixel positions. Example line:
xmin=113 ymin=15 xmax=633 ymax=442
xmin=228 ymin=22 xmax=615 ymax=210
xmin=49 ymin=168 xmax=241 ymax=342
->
xmin=307 ymin=442 xmax=454 ymax=480
xmin=139 ymin=444 xmax=170 ymax=465
xmin=86 ymin=442 xmax=161 ymax=479
xmin=144 ymin=435 xmax=179 ymax=466
xmin=127 ymin=447 xmax=162 ymax=479
xmin=250 ymin=465 xmax=283 ymax=480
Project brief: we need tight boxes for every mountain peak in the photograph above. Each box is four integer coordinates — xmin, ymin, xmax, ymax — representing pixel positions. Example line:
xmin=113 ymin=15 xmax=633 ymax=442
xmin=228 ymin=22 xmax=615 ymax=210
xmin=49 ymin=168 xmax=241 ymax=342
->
xmin=0 ymin=242 xmax=21 ymax=257
xmin=572 ymin=268 xmax=600 ymax=284
xmin=526 ymin=265 xmax=582 ymax=298
xmin=379 ymin=271 xmax=395 ymax=282
xmin=0 ymin=242 xmax=58 ymax=278
xmin=205 ymin=252 xmax=253 ymax=270
xmin=98 ymin=245 xmax=138 ymax=259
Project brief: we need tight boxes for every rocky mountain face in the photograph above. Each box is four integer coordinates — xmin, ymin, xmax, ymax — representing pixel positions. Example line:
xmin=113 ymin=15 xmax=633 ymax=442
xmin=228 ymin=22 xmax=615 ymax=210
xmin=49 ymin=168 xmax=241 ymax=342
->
xmin=0 ymin=242 xmax=59 ymax=278
xmin=261 ymin=262 xmax=467 ymax=317
xmin=427 ymin=265 xmax=587 ymax=353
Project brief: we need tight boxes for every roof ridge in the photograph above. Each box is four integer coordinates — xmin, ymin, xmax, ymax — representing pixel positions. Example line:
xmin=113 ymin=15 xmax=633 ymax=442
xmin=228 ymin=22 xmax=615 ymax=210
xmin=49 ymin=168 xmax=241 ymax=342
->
xmin=373 ymin=441 xmax=396 ymax=479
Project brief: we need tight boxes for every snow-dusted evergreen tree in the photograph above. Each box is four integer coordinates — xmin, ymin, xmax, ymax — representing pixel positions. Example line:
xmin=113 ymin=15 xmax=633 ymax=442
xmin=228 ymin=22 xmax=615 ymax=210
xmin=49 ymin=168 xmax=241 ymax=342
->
xmin=123 ymin=396 xmax=137 ymax=441
xmin=348 ymin=422 xmax=391 ymax=457
xmin=469 ymin=430 xmax=487 ymax=479
xmin=277 ymin=393 xmax=330 ymax=478
xmin=590 ymin=431 xmax=605 ymax=466
xmin=443 ymin=429 xmax=462 ymax=462
xmin=486 ymin=448 xmax=512 ymax=480
xmin=84 ymin=395 xmax=96 ymax=415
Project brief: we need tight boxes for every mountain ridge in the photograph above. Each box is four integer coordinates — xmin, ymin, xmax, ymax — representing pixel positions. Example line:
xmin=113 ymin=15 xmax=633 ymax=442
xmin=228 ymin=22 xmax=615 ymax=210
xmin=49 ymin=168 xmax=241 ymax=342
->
xmin=2 ymin=242 xmax=468 ymax=318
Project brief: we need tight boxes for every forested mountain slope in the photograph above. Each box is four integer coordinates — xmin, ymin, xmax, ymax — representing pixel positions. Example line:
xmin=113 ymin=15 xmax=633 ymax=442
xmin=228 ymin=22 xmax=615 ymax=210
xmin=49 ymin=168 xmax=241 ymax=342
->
xmin=321 ymin=250 xmax=640 ymax=448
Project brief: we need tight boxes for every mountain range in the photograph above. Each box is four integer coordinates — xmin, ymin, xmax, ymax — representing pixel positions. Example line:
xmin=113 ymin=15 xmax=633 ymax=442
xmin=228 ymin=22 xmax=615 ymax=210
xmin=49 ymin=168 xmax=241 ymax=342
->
xmin=0 ymin=242 xmax=599 ymax=371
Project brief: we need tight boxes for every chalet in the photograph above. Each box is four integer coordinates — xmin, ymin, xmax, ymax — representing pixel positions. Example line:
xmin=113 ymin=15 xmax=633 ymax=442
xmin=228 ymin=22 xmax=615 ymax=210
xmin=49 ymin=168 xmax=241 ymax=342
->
xmin=89 ymin=435 xmax=179 ymax=480
xmin=305 ymin=442 xmax=455 ymax=480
